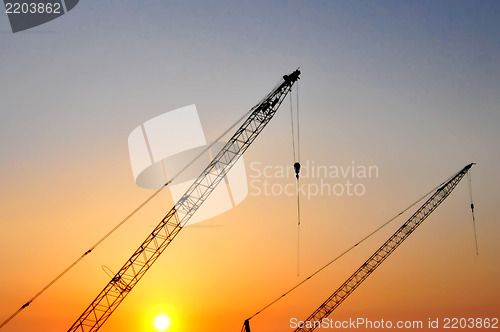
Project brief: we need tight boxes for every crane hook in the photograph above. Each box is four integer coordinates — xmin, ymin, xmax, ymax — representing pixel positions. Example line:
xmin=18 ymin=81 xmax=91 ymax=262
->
xmin=294 ymin=162 xmax=301 ymax=180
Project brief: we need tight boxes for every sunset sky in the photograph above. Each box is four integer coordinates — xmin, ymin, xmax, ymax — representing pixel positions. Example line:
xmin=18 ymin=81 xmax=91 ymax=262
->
xmin=1 ymin=1 xmax=499 ymax=332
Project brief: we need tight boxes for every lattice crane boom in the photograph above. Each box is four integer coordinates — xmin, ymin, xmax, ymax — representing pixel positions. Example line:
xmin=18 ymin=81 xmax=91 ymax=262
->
xmin=68 ymin=69 xmax=301 ymax=332
xmin=294 ymin=163 xmax=474 ymax=332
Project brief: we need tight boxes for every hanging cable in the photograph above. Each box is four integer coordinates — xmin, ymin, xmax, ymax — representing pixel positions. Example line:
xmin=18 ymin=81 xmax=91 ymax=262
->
xmin=0 ymin=105 xmax=258 ymax=330
xmin=290 ymin=84 xmax=302 ymax=276
xmin=243 ymin=172 xmax=458 ymax=324
xmin=295 ymin=82 xmax=301 ymax=277
xmin=467 ymin=171 xmax=479 ymax=255
xmin=297 ymin=80 xmax=300 ymax=162
xmin=296 ymin=190 xmax=301 ymax=276
xmin=290 ymin=92 xmax=297 ymax=162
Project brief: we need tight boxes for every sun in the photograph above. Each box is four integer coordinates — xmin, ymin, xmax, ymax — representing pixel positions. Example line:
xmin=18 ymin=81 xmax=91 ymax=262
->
xmin=154 ymin=314 xmax=170 ymax=331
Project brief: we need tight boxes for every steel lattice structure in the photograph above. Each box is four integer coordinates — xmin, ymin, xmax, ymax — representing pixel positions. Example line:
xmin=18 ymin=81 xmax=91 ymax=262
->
xmin=294 ymin=163 xmax=474 ymax=332
xmin=68 ymin=70 xmax=301 ymax=332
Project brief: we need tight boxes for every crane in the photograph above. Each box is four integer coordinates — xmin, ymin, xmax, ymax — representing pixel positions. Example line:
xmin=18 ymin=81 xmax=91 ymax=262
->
xmin=292 ymin=163 xmax=474 ymax=332
xmin=68 ymin=69 xmax=301 ymax=332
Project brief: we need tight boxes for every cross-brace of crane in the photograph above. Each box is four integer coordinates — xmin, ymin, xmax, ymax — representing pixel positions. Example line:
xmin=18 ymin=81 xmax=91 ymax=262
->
xmin=291 ymin=163 xmax=475 ymax=332
xmin=66 ymin=67 xmax=473 ymax=332
xmin=67 ymin=69 xmax=301 ymax=332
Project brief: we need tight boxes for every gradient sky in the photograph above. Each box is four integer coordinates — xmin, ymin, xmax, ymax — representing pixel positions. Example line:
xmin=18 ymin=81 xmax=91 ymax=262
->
xmin=1 ymin=1 xmax=499 ymax=332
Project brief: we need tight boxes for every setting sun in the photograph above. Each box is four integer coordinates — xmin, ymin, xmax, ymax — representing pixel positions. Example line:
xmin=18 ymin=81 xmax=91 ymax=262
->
xmin=154 ymin=314 xmax=170 ymax=331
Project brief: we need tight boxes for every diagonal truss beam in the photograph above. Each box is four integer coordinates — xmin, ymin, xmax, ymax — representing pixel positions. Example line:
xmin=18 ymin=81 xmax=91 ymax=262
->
xmin=68 ymin=70 xmax=301 ymax=332
xmin=295 ymin=163 xmax=474 ymax=332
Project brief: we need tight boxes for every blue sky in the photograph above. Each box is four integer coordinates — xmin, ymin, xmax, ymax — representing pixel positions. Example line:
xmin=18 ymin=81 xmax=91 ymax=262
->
xmin=1 ymin=2 xmax=499 ymax=331
xmin=1 ymin=1 xmax=499 ymax=164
